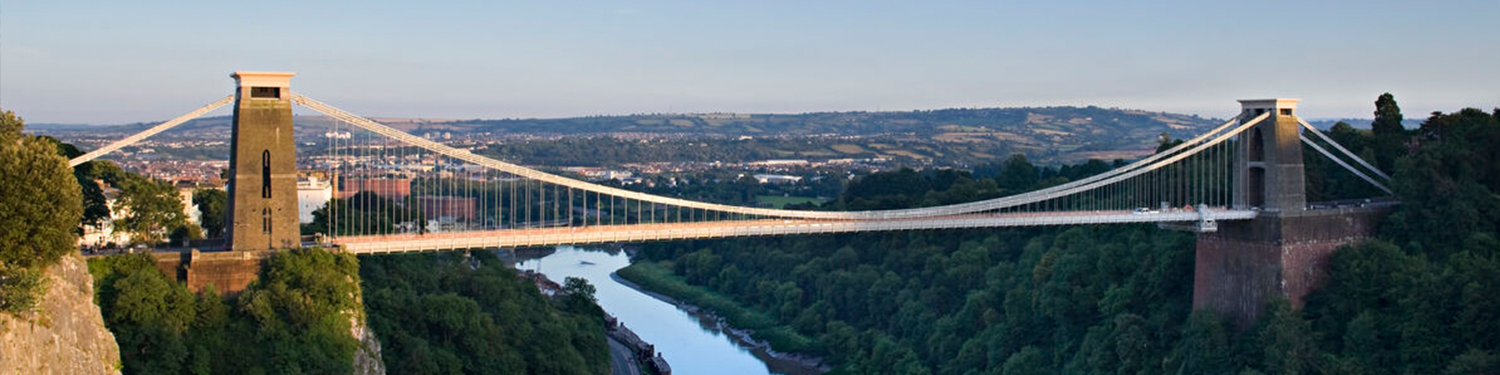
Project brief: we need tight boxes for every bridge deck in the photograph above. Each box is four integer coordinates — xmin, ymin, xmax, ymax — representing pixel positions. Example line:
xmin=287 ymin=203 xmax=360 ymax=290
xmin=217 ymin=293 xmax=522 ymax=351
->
xmin=333 ymin=209 xmax=1257 ymax=254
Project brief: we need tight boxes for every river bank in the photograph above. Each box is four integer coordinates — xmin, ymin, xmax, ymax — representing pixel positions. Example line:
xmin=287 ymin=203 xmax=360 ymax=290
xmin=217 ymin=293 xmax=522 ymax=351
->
xmin=517 ymin=246 xmax=822 ymax=375
xmin=523 ymin=264 xmax=671 ymax=375
xmin=613 ymin=262 xmax=830 ymax=374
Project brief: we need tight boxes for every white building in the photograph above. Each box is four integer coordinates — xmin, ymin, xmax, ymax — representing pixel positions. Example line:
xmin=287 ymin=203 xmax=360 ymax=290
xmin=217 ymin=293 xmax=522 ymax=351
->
xmin=754 ymin=174 xmax=803 ymax=184
xmin=79 ymin=186 xmax=131 ymax=248
xmin=78 ymin=182 xmax=212 ymax=248
xmin=298 ymin=176 xmax=334 ymax=224
xmin=178 ymin=187 xmax=201 ymax=226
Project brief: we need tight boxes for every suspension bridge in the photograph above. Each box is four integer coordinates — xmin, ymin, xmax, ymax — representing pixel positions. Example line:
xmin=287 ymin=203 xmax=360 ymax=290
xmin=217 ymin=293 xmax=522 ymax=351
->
xmin=70 ymin=72 xmax=1395 ymax=324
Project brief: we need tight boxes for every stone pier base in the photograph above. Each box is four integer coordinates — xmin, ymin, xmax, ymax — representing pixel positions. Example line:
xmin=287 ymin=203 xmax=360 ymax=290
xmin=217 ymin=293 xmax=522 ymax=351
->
xmin=1193 ymin=206 xmax=1389 ymax=327
xmin=152 ymin=250 xmax=271 ymax=295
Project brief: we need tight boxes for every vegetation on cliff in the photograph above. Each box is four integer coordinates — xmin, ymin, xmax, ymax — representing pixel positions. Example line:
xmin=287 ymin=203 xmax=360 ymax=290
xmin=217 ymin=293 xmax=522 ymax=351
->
xmin=358 ymin=250 xmax=610 ymax=375
xmin=629 ymin=97 xmax=1500 ymax=374
xmin=88 ymin=248 xmax=363 ymax=375
xmin=0 ymin=108 xmax=82 ymax=315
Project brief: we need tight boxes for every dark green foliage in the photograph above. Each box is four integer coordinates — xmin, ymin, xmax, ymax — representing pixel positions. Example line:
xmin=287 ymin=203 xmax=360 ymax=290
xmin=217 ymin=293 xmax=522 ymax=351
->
xmin=239 ymin=248 xmax=363 ymax=374
xmin=636 ymin=177 xmax=1203 ymax=373
xmin=1301 ymin=122 xmax=1386 ymax=202
xmin=996 ymin=154 xmax=1039 ymax=194
xmin=0 ymin=266 xmax=47 ymax=314
xmin=1168 ymin=310 xmax=1234 ymax=375
xmin=632 ymin=99 xmax=1500 ymax=374
xmin=1252 ymin=300 xmax=1317 ymax=375
xmin=0 ymin=108 xmax=82 ymax=315
xmin=306 ymin=192 xmax=426 ymax=236
xmin=1382 ymin=108 xmax=1500 ymax=256
xmin=559 ymin=276 xmax=602 ymax=315
xmin=834 ymin=168 xmax=1002 ymax=211
xmin=1371 ymin=93 xmax=1406 ymax=171
xmin=841 ymin=168 xmax=932 ymax=209
xmin=111 ymin=172 xmax=192 ymax=245
xmin=88 ymin=249 xmax=363 ymax=375
xmin=359 ymin=251 xmax=609 ymax=375
xmin=192 ymin=189 xmax=227 ymax=238
xmin=40 ymin=136 xmax=114 ymax=232
xmin=1298 ymin=238 xmax=1500 ymax=375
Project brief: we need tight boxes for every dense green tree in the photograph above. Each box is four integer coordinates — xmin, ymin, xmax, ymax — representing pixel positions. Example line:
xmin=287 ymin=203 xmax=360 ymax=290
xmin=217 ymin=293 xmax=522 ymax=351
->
xmin=1371 ymin=93 xmax=1406 ymax=171
xmin=1383 ymin=109 xmax=1500 ymax=255
xmin=90 ymin=249 xmax=367 ymax=375
xmin=1301 ymin=121 xmax=1386 ymax=201
xmin=627 ymin=101 xmax=1500 ymax=374
xmin=842 ymin=168 xmax=931 ymax=209
xmin=996 ymin=154 xmax=1039 ymax=193
xmin=1002 ymin=346 xmax=1048 ymax=375
xmin=1443 ymin=349 xmax=1500 ymax=375
xmin=1252 ymin=300 xmax=1318 ymax=375
xmin=359 ymin=251 xmax=609 ymax=375
xmin=191 ymin=188 xmax=227 ymax=238
xmin=111 ymin=173 xmax=190 ymax=245
xmin=238 ymin=248 xmax=362 ymax=374
xmin=306 ymin=191 xmax=426 ymax=236
xmin=0 ymin=108 xmax=83 ymax=315
xmin=0 ymin=109 xmax=82 ymax=268
xmin=1168 ymin=310 xmax=1234 ymax=375
xmin=1156 ymin=132 xmax=1186 ymax=153
xmin=560 ymin=277 xmax=600 ymax=315
xmin=37 ymin=136 xmax=114 ymax=231
xmin=105 ymin=257 xmax=197 ymax=374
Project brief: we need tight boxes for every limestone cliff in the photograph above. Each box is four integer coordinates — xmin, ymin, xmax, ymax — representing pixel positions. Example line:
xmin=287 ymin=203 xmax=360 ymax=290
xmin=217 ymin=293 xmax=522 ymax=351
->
xmin=0 ymin=254 xmax=121 ymax=375
xmin=350 ymin=313 xmax=386 ymax=375
xmin=348 ymin=281 xmax=386 ymax=375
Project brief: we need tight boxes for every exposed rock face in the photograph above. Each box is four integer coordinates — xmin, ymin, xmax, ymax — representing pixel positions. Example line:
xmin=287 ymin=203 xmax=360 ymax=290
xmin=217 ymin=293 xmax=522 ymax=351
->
xmin=347 ymin=281 xmax=385 ymax=375
xmin=350 ymin=314 xmax=386 ymax=375
xmin=0 ymin=254 xmax=122 ymax=374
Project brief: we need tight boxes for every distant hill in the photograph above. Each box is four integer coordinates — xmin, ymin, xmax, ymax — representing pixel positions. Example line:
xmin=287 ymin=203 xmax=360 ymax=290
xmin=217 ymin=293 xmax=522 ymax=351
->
xmin=32 ymin=106 xmax=1222 ymax=158
xmin=435 ymin=106 xmax=1217 ymax=139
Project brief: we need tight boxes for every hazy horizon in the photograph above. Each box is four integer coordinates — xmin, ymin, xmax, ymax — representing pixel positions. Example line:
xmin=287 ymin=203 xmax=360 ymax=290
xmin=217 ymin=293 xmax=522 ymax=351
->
xmin=22 ymin=108 xmax=1407 ymax=129
xmin=4 ymin=1 xmax=1498 ymax=124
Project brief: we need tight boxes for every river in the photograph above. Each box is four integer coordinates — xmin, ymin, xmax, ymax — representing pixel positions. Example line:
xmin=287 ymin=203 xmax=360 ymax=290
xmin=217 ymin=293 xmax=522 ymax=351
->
xmin=515 ymin=246 xmax=824 ymax=375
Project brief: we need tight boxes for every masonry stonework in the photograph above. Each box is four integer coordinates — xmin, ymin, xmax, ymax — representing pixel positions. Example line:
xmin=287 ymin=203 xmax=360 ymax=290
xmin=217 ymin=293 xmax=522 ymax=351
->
xmin=226 ymin=71 xmax=300 ymax=252
xmin=1193 ymin=98 xmax=1390 ymax=327
xmin=152 ymin=250 xmax=268 ymax=295
xmin=1193 ymin=207 xmax=1387 ymax=326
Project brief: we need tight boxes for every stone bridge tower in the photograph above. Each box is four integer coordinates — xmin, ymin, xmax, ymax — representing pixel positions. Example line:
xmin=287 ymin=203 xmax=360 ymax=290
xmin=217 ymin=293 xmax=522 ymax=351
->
xmin=225 ymin=71 xmax=300 ymax=251
xmin=1231 ymin=99 xmax=1307 ymax=212
xmin=1194 ymin=99 xmax=1386 ymax=328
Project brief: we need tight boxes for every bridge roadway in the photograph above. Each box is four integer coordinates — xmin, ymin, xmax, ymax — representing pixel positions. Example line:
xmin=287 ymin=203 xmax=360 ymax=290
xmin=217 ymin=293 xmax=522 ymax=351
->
xmin=332 ymin=208 xmax=1257 ymax=254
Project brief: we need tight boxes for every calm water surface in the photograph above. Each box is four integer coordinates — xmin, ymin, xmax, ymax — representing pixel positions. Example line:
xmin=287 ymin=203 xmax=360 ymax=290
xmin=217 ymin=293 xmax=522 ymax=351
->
xmin=516 ymin=246 xmax=814 ymax=375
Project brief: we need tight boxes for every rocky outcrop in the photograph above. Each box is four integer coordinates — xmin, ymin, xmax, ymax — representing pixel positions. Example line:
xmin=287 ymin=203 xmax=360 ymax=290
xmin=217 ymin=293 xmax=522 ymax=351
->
xmin=347 ymin=279 xmax=386 ymax=375
xmin=0 ymin=254 xmax=122 ymax=375
xmin=350 ymin=314 xmax=386 ymax=375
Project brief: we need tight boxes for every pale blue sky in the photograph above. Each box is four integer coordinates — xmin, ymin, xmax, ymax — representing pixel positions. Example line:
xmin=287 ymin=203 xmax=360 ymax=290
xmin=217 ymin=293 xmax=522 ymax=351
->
xmin=3 ymin=1 xmax=1497 ymax=124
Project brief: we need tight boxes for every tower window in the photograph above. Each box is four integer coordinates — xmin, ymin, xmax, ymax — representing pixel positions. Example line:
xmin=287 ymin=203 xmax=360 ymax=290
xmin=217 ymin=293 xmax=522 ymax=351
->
xmin=250 ymin=87 xmax=280 ymax=99
xmin=262 ymin=208 xmax=272 ymax=234
xmin=261 ymin=150 xmax=272 ymax=199
xmin=1279 ymin=108 xmax=1293 ymax=116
